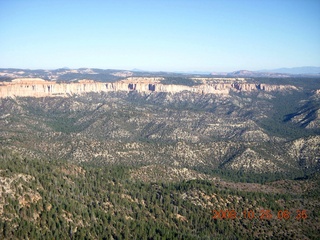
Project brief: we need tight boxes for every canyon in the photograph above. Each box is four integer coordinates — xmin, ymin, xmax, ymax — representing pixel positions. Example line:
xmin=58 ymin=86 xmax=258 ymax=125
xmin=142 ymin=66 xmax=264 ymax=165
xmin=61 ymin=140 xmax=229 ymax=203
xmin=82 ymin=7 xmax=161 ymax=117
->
xmin=1 ymin=73 xmax=318 ymax=172
xmin=1 ymin=70 xmax=319 ymax=239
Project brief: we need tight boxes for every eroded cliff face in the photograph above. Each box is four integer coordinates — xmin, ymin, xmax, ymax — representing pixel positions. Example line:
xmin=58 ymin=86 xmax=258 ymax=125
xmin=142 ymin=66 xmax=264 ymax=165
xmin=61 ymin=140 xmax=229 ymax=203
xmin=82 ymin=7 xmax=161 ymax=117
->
xmin=0 ymin=77 xmax=298 ymax=98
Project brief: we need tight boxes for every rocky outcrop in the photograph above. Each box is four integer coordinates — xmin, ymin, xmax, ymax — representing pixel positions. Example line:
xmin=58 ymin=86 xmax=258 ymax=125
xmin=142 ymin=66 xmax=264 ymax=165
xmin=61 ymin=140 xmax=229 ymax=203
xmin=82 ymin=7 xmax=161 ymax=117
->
xmin=287 ymin=136 xmax=320 ymax=169
xmin=0 ymin=78 xmax=109 ymax=98
xmin=0 ymin=77 xmax=298 ymax=98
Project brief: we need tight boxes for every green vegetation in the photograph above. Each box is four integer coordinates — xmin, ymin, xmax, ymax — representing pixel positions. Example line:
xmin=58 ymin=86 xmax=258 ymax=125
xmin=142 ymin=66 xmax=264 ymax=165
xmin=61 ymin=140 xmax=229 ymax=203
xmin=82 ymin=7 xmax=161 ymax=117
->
xmin=161 ymin=77 xmax=202 ymax=86
xmin=256 ymin=91 xmax=320 ymax=139
xmin=0 ymin=149 xmax=319 ymax=239
xmin=195 ymin=167 xmax=304 ymax=184
xmin=1 ymin=76 xmax=319 ymax=238
xmin=57 ymin=72 xmax=120 ymax=83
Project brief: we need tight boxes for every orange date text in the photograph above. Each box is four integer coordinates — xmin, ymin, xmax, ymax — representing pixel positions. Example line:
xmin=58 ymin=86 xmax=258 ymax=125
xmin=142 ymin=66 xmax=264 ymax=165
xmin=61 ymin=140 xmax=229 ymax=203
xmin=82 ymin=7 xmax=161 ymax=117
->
xmin=212 ymin=209 xmax=307 ymax=220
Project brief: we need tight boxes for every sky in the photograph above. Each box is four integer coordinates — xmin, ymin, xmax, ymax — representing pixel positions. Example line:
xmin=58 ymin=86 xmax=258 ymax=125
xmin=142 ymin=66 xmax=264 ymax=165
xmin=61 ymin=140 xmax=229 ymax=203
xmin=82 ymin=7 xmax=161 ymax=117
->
xmin=0 ymin=0 xmax=319 ymax=72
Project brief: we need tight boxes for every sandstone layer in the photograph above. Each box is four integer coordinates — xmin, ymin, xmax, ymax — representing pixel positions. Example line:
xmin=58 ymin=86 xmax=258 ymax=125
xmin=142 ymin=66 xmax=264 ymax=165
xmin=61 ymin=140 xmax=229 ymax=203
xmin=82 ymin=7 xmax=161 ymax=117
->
xmin=0 ymin=77 xmax=298 ymax=98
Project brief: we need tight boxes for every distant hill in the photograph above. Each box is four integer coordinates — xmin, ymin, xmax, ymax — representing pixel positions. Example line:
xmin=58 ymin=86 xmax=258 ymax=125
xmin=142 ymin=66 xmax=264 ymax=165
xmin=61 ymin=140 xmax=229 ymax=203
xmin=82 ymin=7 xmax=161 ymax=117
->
xmin=258 ymin=66 xmax=320 ymax=75
xmin=225 ymin=67 xmax=320 ymax=77
xmin=226 ymin=70 xmax=291 ymax=78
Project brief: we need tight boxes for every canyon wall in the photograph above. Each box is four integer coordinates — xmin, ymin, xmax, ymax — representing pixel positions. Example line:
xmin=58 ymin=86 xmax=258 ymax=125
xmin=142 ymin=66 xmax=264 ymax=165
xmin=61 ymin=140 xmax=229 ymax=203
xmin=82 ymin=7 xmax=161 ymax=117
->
xmin=0 ymin=77 xmax=298 ymax=98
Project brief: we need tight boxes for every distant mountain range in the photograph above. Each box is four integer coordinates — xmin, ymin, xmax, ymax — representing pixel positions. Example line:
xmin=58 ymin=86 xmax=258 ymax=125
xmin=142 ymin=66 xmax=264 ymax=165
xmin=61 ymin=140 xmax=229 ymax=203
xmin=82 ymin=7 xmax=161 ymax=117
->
xmin=175 ymin=66 xmax=320 ymax=77
xmin=258 ymin=66 xmax=320 ymax=75
xmin=0 ymin=66 xmax=319 ymax=81
xmin=210 ymin=67 xmax=320 ymax=77
xmin=225 ymin=70 xmax=291 ymax=78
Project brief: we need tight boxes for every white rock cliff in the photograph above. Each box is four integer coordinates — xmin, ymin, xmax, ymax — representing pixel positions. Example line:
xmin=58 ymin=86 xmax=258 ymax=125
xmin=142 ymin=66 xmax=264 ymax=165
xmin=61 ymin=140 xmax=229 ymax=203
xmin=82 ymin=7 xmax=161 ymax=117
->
xmin=0 ymin=77 xmax=298 ymax=98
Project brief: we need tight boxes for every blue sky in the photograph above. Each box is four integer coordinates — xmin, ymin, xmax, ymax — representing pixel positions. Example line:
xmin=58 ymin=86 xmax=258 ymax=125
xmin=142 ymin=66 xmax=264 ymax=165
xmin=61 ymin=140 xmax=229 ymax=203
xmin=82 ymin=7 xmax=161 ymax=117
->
xmin=0 ymin=0 xmax=319 ymax=72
